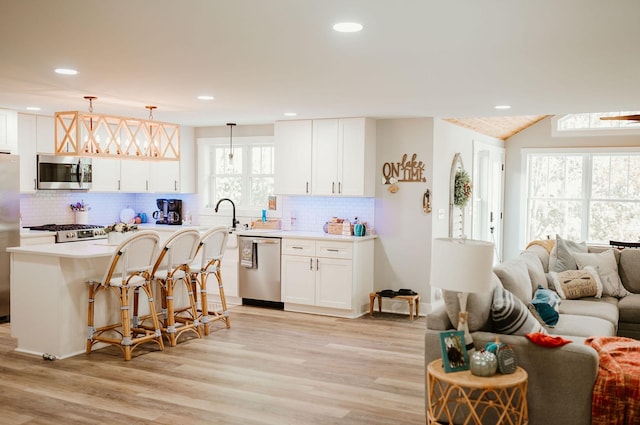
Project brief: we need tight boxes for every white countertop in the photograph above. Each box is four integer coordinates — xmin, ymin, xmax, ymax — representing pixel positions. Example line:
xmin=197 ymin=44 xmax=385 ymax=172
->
xmin=20 ymin=229 xmax=56 ymax=238
xmin=7 ymin=240 xmax=116 ymax=258
xmin=234 ymin=229 xmax=377 ymax=241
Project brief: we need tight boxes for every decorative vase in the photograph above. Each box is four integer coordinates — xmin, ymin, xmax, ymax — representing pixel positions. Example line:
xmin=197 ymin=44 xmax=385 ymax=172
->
xmin=108 ymin=232 xmax=130 ymax=245
xmin=469 ymin=350 xmax=498 ymax=377
xmin=75 ymin=210 xmax=89 ymax=225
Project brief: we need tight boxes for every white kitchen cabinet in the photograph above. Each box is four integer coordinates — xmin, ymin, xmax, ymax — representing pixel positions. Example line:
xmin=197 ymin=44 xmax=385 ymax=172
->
xmin=149 ymin=160 xmax=180 ymax=193
xmin=275 ymin=118 xmax=376 ymax=197
xmin=35 ymin=115 xmax=54 ymax=154
xmin=120 ymin=160 xmax=151 ymax=192
xmin=274 ymin=120 xmax=312 ymax=195
xmin=0 ymin=109 xmax=18 ymax=154
xmin=17 ymin=113 xmax=37 ymax=192
xmin=281 ymin=237 xmax=373 ymax=317
xmin=312 ymin=117 xmax=376 ymax=197
xmin=91 ymin=157 xmax=122 ymax=192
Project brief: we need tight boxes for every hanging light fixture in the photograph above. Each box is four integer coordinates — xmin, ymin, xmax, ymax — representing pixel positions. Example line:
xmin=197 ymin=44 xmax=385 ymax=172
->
xmin=227 ymin=122 xmax=236 ymax=161
xmin=54 ymin=97 xmax=180 ymax=160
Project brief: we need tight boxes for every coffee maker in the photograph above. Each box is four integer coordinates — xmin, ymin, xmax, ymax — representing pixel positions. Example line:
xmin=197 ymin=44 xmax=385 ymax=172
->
xmin=153 ymin=198 xmax=182 ymax=225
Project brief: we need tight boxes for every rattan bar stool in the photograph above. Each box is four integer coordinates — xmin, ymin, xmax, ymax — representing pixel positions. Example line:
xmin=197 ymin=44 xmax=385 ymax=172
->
xmin=86 ymin=230 xmax=164 ymax=361
xmin=190 ymin=226 xmax=230 ymax=335
xmin=149 ymin=228 xmax=202 ymax=347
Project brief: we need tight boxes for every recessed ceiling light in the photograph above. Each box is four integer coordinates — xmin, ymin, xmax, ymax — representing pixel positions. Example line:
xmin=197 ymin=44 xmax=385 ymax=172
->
xmin=333 ymin=22 xmax=363 ymax=33
xmin=197 ymin=95 xmax=214 ymax=100
xmin=26 ymin=107 xmax=41 ymax=111
xmin=495 ymin=105 xmax=511 ymax=110
xmin=54 ymin=68 xmax=78 ymax=75
xmin=283 ymin=112 xmax=297 ymax=117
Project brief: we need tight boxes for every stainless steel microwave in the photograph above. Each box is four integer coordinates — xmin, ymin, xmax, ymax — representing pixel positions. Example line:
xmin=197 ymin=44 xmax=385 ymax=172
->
xmin=37 ymin=155 xmax=92 ymax=190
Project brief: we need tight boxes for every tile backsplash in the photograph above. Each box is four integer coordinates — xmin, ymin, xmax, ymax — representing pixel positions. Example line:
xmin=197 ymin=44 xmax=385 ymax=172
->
xmin=20 ymin=191 xmax=197 ymax=227
xmin=20 ymin=192 xmax=374 ymax=233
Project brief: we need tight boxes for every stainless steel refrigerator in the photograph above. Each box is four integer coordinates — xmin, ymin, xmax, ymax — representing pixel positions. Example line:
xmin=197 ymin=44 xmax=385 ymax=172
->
xmin=0 ymin=154 xmax=19 ymax=320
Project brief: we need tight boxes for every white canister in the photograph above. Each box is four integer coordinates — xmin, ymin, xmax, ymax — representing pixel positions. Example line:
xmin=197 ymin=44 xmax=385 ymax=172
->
xmin=75 ymin=211 xmax=89 ymax=225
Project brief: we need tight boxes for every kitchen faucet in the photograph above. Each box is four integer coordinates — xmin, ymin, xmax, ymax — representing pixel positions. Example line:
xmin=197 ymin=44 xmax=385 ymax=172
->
xmin=214 ymin=198 xmax=239 ymax=230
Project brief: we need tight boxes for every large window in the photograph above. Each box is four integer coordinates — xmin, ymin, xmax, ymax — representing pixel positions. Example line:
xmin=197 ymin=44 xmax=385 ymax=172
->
xmin=198 ymin=137 xmax=274 ymax=212
xmin=526 ymin=150 xmax=640 ymax=243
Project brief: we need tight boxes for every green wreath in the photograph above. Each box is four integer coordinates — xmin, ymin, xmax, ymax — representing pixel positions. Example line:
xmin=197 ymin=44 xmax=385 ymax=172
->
xmin=454 ymin=170 xmax=472 ymax=208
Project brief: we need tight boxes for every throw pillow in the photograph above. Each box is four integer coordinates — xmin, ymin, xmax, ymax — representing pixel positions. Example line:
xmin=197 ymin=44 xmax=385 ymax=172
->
xmin=442 ymin=273 xmax=499 ymax=332
xmin=549 ymin=266 xmax=603 ymax=299
xmin=574 ymin=250 xmax=631 ymax=298
xmin=529 ymin=285 xmax=561 ymax=326
xmin=491 ymin=283 xmax=547 ymax=336
xmin=493 ymin=259 xmax=533 ymax=304
xmin=520 ymin=252 xmax=548 ymax=290
xmin=549 ymin=234 xmax=588 ymax=272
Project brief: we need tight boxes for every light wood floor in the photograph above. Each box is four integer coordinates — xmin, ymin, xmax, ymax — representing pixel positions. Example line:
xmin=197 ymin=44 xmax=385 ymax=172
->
xmin=0 ymin=306 xmax=426 ymax=425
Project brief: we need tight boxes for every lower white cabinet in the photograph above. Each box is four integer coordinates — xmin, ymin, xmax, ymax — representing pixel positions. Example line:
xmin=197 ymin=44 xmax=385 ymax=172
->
xmin=281 ymin=237 xmax=373 ymax=318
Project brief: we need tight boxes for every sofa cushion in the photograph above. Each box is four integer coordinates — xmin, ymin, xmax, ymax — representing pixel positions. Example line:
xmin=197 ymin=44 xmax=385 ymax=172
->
xmin=551 ymin=314 xmax=616 ymax=338
xmin=520 ymin=252 xmax=548 ymax=290
xmin=442 ymin=273 xmax=498 ymax=332
xmin=574 ymin=250 xmax=631 ymax=298
xmin=549 ymin=267 xmax=603 ymax=299
xmin=617 ymin=294 xmax=640 ymax=324
xmin=619 ymin=249 xmax=640 ymax=293
xmin=549 ymin=235 xmax=587 ymax=272
xmin=558 ymin=297 xmax=619 ymax=328
xmin=529 ymin=285 xmax=561 ymax=326
xmin=491 ymin=283 xmax=547 ymax=336
xmin=525 ymin=243 xmax=552 ymax=272
xmin=494 ymin=259 xmax=532 ymax=304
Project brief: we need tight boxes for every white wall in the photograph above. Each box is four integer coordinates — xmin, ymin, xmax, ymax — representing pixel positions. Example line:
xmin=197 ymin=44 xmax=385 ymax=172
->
xmin=503 ymin=117 xmax=640 ymax=260
xmin=374 ymin=118 xmax=434 ymax=304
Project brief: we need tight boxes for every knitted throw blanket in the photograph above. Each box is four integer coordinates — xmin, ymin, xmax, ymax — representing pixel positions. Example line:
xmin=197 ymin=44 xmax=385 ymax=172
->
xmin=525 ymin=239 xmax=555 ymax=254
xmin=585 ymin=336 xmax=640 ymax=425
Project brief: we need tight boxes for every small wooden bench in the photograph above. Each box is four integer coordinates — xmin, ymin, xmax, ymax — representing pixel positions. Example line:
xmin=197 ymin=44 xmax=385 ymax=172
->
xmin=369 ymin=292 xmax=421 ymax=320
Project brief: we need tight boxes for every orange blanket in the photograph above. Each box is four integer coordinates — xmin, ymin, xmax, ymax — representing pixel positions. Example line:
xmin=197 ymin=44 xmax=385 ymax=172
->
xmin=585 ymin=336 xmax=640 ymax=425
xmin=525 ymin=239 xmax=555 ymax=254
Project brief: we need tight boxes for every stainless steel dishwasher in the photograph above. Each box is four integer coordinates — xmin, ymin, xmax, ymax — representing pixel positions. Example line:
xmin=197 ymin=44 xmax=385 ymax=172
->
xmin=238 ymin=236 xmax=282 ymax=308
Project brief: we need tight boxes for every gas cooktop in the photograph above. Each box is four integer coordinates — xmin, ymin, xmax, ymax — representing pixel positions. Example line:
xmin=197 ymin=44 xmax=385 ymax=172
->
xmin=27 ymin=224 xmax=107 ymax=243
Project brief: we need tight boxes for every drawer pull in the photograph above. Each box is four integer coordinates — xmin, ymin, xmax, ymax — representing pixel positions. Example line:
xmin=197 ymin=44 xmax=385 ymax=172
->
xmin=292 ymin=246 xmax=304 ymax=250
xmin=327 ymin=249 xmax=340 ymax=252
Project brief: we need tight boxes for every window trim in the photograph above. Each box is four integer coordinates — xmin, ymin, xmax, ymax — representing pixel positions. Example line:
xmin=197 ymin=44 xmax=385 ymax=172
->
xmin=521 ymin=147 xmax=640 ymax=247
xmin=197 ymin=136 xmax=274 ymax=217
xmin=551 ymin=115 xmax=640 ymax=138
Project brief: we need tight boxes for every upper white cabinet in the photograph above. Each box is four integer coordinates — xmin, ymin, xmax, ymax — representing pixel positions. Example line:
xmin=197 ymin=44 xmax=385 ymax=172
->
xmin=149 ymin=161 xmax=180 ymax=193
xmin=275 ymin=117 xmax=376 ymax=197
xmin=17 ymin=114 xmax=37 ymax=192
xmin=0 ymin=109 xmax=18 ymax=154
xmin=36 ymin=115 xmax=54 ymax=154
xmin=274 ymin=120 xmax=313 ymax=195
xmin=119 ymin=160 xmax=151 ymax=192
xmin=91 ymin=157 xmax=122 ymax=192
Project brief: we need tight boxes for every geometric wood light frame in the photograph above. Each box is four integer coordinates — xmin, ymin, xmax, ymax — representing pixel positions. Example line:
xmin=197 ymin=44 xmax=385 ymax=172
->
xmin=54 ymin=106 xmax=180 ymax=161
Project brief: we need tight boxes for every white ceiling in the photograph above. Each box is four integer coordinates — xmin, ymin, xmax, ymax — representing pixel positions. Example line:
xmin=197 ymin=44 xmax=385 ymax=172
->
xmin=1 ymin=0 xmax=639 ymax=128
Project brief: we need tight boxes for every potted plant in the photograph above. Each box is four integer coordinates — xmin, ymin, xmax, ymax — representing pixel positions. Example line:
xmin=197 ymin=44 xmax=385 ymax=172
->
xmin=105 ymin=222 xmax=138 ymax=245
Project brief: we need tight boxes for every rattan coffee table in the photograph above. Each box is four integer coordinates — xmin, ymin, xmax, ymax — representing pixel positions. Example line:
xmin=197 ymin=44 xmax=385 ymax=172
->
xmin=426 ymin=359 xmax=528 ymax=425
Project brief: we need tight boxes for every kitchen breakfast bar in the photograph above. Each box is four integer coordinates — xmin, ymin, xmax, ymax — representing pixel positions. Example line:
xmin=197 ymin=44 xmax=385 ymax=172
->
xmin=8 ymin=241 xmax=123 ymax=359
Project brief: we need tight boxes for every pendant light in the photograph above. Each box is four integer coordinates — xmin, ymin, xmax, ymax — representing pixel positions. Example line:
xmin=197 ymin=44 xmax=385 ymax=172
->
xmin=227 ymin=122 xmax=236 ymax=161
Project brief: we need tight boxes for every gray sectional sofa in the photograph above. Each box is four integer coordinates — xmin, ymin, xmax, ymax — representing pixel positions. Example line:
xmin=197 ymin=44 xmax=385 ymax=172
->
xmin=425 ymin=240 xmax=640 ymax=425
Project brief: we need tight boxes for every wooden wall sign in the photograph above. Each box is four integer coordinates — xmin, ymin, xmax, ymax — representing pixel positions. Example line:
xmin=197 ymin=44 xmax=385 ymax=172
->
xmin=382 ymin=153 xmax=427 ymax=184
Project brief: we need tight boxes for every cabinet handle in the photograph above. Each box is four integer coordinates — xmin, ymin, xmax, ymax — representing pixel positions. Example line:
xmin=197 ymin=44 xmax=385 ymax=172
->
xmin=332 ymin=182 xmax=335 ymax=194
xmin=146 ymin=180 xmax=149 ymax=191
xmin=33 ymin=178 xmax=36 ymax=190
xmin=292 ymin=246 xmax=304 ymax=250
xmin=306 ymin=182 xmax=309 ymax=193
xmin=327 ymin=249 xmax=339 ymax=252
xmin=118 ymin=180 xmax=121 ymax=191
xmin=309 ymin=258 xmax=313 ymax=270
xmin=338 ymin=182 xmax=342 ymax=194
xmin=174 ymin=180 xmax=177 ymax=191
xmin=316 ymin=258 xmax=319 ymax=270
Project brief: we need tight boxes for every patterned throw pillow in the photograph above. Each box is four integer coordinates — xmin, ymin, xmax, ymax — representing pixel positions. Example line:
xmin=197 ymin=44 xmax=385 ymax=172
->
xmin=549 ymin=266 xmax=603 ymax=299
xmin=491 ymin=284 xmax=547 ymax=335
xmin=529 ymin=285 xmax=561 ymax=327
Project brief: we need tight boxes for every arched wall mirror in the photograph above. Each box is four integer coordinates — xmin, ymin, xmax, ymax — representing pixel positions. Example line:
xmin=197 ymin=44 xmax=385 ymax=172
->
xmin=448 ymin=153 xmax=467 ymax=238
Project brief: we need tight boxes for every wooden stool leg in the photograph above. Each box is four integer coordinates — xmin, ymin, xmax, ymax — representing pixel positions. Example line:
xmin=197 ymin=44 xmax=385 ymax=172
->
xmin=369 ymin=293 xmax=375 ymax=317
xmin=416 ymin=296 xmax=420 ymax=318
xmin=215 ymin=267 xmax=231 ymax=329
xmin=408 ymin=299 xmax=414 ymax=320
xmin=377 ymin=295 xmax=382 ymax=313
